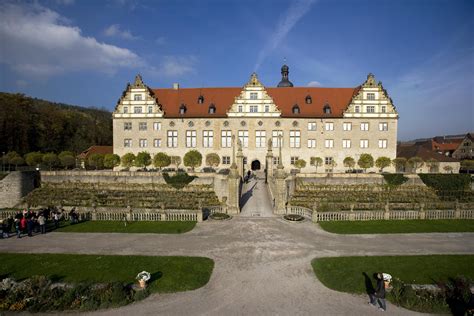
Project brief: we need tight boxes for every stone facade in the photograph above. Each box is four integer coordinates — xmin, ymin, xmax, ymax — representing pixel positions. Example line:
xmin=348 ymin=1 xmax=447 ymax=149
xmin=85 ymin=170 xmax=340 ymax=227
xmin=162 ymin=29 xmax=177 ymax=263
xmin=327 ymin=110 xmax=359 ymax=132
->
xmin=0 ymin=171 xmax=38 ymax=208
xmin=113 ymin=69 xmax=398 ymax=173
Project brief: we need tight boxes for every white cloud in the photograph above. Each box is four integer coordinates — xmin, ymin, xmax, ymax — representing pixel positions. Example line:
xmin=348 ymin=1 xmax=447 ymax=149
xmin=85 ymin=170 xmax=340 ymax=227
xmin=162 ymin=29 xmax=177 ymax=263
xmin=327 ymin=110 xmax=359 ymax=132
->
xmin=152 ymin=56 xmax=197 ymax=77
xmin=0 ymin=3 xmax=144 ymax=77
xmin=55 ymin=0 xmax=75 ymax=5
xmin=254 ymin=0 xmax=316 ymax=70
xmin=307 ymin=80 xmax=321 ymax=87
xmin=103 ymin=24 xmax=139 ymax=40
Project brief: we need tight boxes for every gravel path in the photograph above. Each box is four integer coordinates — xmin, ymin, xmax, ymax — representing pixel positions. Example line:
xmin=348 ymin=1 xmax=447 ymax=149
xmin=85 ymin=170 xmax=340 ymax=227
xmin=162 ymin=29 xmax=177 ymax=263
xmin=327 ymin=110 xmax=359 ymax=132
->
xmin=1 ymin=217 xmax=473 ymax=316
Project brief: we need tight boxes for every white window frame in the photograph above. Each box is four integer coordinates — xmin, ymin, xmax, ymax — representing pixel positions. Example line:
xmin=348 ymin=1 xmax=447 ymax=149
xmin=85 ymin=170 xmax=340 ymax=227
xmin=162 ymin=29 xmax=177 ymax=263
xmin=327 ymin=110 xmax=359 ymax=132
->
xmin=355 ymin=106 xmax=360 ymax=113
xmin=124 ymin=139 xmax=132 ymax=148
xmin=153 ymin=138 xmax=161 ymax=148
xmin=378 ymin=139 xmax=388 ymax=148
xmin=148 ymin=106 xmax=153 ymax=113
xmin=325 ymin=122 xmax=334 ymax=131
xmin=139 ymin=139 xmax=147 ymax=148
xmin=367 ymin=106 xmax=375 ymax=113
xmin=186 ymin=130 xmax=197 ymax=148
xmin=134 ymin=94 xmax=142 ymax=101
xmin=264 ymin=105 xmax=269 ymax=112
xmin=134 ymin=106 xmax=142 ymax=114
xmin=203 ymin=130 xmax=213 ymax=148
xmin=221 ymin=130 xmax=232 ymax=148
xmin=381 ymin=106 xmax=386 ymax=113
xmin=289 ymin=130 xmax=301 ymax=148
xmin=290 ymin=156 xmax=299 ymax=165
xmin=343 ymin=122 xmax=352 ymax=131
xmin=167 ymin=130 xmax=178 ymax=148
xmin=307 ymin=139 xmax=316 ymax=148
xmin=308 ymin=122 xmax=317 ymax=131
xmin=272 ymin=130 xmax=283 ymax=148
xmin=379 ymin=122 xmax=388 ymax=131
xmin=342 ymin=139 xmax=351 ymax=148
xmin=153 ymin=122 xmax=161 ymax=131
xmin=273 ymin=157 xmax=280 ymax=165
xmin=361 ymin=122 xmax=369 ymax=131
xmin=238 ymin=105 xmax=243 ymax=112
xmin=250 ymin=92 xmax=258 ymax=100
xmin=255 ymin=130 xmax=266 ymax=148
xmin=124 ymin=122 xmax=132 ymax=131
xmin=367 ymin=93 xmax=375 ymax=100
xmin=238 ymin=130 xmax=249 ymax=148
xmin=222 ymin=156 xmax=231 ymax=165
xmin=123 ymin=106 xmax=128 ymax=114
xmin=325 ymin=139 xmax=334 ymax=148
xmin=250 ymin=105 xmax=258 ymax=113
xmin=139 ymin=122 xmax=147 ymax=131
xmin=325 ymin=157 xmax=333 ymax=165
xmin=360 ymin=139 xmax=369 ymax=148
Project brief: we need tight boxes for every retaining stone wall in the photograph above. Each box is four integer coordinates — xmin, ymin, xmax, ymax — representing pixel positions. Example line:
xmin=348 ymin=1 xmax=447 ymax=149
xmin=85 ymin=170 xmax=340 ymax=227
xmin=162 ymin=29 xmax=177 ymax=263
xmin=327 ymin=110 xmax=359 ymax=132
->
xmin=0 ymin=171 xmax=38 ymax=208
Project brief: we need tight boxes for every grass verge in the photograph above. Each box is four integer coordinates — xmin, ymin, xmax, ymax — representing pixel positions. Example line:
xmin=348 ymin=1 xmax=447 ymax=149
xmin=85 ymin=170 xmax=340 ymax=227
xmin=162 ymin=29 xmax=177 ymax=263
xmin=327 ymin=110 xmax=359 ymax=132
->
xmin=54 ymin=220 xmax=196 ymax=234
xmin=1 ymin=253 xmax=214 ymax=293
xmin=318 ymin=219 xmax=474 ymax=234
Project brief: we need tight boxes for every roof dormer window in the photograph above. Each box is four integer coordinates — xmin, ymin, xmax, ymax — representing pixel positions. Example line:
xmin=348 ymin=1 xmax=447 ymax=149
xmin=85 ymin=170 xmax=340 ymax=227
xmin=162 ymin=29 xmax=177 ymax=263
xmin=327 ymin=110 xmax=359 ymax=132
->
xmin=323 ymin=103 xmax=332 ymax=114
xmin=179 ymin=104 xmax=187 ymax=115
xmin=197 ymin=95 xmax=204 ymax=104
xmin=305 ymin=95 xmax=312 ymax=104
xmin=208 ymin=104 xmax=216 ymax=114
xmin=292 ymin=104 xmax=300 ymax=114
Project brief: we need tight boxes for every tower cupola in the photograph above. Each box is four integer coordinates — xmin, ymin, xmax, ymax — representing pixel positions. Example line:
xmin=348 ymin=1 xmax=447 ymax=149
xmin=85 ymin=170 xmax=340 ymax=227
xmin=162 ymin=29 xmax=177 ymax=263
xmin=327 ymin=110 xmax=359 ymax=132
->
xmin=277 ymin=64 xmax=294 ymax=87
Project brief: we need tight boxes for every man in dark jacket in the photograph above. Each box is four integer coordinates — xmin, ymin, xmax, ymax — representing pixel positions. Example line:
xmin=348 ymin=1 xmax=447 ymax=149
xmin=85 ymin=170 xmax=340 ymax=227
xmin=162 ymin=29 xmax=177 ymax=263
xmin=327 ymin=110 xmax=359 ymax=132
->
xmin=369 ymin=273 xmax=386 ymax=311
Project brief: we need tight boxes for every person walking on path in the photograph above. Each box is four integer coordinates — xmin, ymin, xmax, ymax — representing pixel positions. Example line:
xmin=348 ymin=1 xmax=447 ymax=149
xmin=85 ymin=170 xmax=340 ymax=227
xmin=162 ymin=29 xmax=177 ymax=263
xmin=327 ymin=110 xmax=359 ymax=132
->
xmin=38 ymin=213 xmax=46 ymax=234
xmin=369 ymin=273 xmax=387 ymax=311
xmin=53 ymin=212 xmax=60 ymax=229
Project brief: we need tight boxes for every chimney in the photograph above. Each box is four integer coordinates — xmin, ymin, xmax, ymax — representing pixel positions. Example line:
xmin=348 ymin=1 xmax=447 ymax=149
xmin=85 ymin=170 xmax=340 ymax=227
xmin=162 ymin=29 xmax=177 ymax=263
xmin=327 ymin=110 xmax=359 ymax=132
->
xmin=173 ymin=83 xmax=179 ymax=90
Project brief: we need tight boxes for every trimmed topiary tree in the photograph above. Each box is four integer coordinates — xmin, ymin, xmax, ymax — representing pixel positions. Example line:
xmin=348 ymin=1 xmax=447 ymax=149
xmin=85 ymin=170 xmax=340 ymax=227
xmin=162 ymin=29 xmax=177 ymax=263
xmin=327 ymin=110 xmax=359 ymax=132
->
xmin=357 ymin=153 xmax=374 ymax=172
xmin=183 ymin=150 xmax=202 ymax=171
xmin=408 ymin=156 xmax=424 ymax=173
xmin=153 ymin=152 xmax=171 ymax=170
xmin=343 ymin=157 xmax=355 ymax=171
xmin=103 ymin=154 xmax=121 ymax=169
xmin=392 ymin=157 xmax=407 ymax=173
xmin=135 ymin=151 xmax=152 ymax=170
xmin=310 ymin=157 xmax=323 ymax=173
xmin=375 ymin=156 xmax=392 ymax=172
xmin=88 ymin=153 xmax=104 ymax=170
xmin=43 ymin=152 xmax=59 ymax=170
xmin=294 ymin=159 xmax=306 ymax=171
xmin=121 ymin=153 xmax=136 ymax=169
xmin=205 ymin=153 xmax=220 ymax=168
xmin=59 ymin=151 xmax=76 ymax=169
xmin=25 ymin=152 xmax=44 ymax=168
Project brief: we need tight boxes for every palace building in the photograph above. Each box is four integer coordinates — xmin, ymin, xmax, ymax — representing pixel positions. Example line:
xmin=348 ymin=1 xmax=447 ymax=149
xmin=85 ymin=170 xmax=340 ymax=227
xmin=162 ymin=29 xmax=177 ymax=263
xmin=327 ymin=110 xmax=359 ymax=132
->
xmin=113 ymin=65 xmax=398 ymax=173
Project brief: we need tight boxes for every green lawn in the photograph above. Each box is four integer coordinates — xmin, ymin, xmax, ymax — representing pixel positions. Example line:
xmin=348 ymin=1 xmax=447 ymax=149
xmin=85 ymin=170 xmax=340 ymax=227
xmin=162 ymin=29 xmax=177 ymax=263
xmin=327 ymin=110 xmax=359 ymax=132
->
xmin=1 ymin=253 xmax=214 ymax=293
xmin=318 ymin=219 xmax=474 ymax=234
xmin=312 ymin=255 xmax=474 ymax=294
xmin=53 ymin=220 xmax=196 ymax=234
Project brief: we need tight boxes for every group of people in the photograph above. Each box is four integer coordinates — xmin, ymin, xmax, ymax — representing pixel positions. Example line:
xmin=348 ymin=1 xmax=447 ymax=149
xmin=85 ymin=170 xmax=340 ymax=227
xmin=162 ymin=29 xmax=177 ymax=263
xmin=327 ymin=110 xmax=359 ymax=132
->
xmin=0 ymin=206 xmax=77 ymax=239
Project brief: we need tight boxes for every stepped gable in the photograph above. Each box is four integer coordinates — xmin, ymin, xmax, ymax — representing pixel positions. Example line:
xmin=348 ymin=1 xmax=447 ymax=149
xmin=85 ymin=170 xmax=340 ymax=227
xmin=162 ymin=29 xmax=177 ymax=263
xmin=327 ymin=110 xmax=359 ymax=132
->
xmin=151 ymin=86 xmax=359 ymax=118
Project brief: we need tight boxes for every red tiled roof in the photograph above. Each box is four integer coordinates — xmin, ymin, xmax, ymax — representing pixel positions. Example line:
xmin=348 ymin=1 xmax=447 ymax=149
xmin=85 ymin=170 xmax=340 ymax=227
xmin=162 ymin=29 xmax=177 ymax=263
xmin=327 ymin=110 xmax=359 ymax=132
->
xmin=397 ymin=144 xmax=459 ymax=162
xmin=152 ymin=86 xmax=360 ymax=118
xmin=78 ymin=146 xmax=113 ymax=159
xmin=431 ymin=140 xmax=461 ymax=152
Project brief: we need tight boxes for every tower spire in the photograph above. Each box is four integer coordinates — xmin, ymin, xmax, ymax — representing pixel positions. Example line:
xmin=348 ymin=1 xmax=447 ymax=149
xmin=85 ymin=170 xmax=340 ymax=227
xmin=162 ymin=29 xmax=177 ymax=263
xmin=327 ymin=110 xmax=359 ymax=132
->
xmin=277 ymin=63 xmax=293 ymax=87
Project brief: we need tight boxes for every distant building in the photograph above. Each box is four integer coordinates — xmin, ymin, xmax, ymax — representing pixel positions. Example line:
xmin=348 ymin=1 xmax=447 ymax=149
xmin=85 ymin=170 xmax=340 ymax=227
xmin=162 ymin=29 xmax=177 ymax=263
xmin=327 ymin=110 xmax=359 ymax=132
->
xmin=397 ymin=143 xmax=460 ymax=173
xmin=78 ymin=145 xmax=113 ymax=168
xmin=113 ymin=66 xmax=398 ymax=173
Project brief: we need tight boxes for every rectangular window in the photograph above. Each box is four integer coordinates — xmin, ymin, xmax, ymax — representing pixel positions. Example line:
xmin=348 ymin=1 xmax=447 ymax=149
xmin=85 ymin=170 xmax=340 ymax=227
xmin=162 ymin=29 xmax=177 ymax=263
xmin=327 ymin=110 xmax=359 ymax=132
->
xmin=124 ymin=122 xmax=132 ymax=130
xmin=378 ymin=139 xmax=387 ymax=148
xmin=342 ymin=139 xmax=351 ymax=148
xmin=360 ymin=139 xmax=369 ymax=148
xmin=367 ymin=93 xmax=375 ymax=100
xmin=147 ymin=106 xmax=153 ymax=113
xmin=139 ymin=122 xmax=147 ymax=131
xmin=153 ymin=122 xmax=161 ymax=131
xmin=290 ymin=156 xmax=299 ymax=165
xmin=264 ymin=105 xmax=269 ymax=112
xmin=123 ymin=106 xmax=128 ymax=114
xmin=256 ymin=130 xmax=266 ymax=148
xmin=250 ymin=92 xmax=258 ymax=100
xmin=124 ymin=139 xmax=132 ymax=147
xmin=273 ymin=157 xmax=280 ymax=165
xmin=308 ymin=122 xmax=317 ymax=131
xmin=379 ymin=122 xmax=388 ymax=131
xmin=134 ymin=106 xmax=142 ymax=114
xmin=250 ymin=105 xmax=258 ymax=113
xmin=167 ymin=130 xmax=178 ymax=148
xmin=361 ymin=122 xmax=369 ymax=131
xmin=343 ymin=122 xmax=352 ymax=131
xmin=381 ymin=106 xmax=386 ymax=113
xmin=272 ymin=131 xmax=283 ymax=148
xmin=186 ymin=130 xmax=197 ymax=148
xmin=238 ymin=130 xmax=249 ymax=148
xmin=153 ymin=139 xmax=161 ymax=148
xmin=203 ymin=130 xmax=213 ymax=148
xmin=325 ymin=122 xmax=334 ymax=131
xmin=139 ymin=139 xmax=147 ymax=148
xmin=134 ymin=94 xmax=142 ymax=101
xmin=289 ymin=130 xmax=301 ymax=148
xmin=221 ymin=131 xmax=232 ymax=148
xmin=355 ymin=106 xmax=360 ymax=113
xmin=367 ymin=106 xmax=375 ymax=113
xmin=238 ymin=105 xmax=243 ymax=112
xmin=222 ymin=156 xmax=231 ymax=165
xmin=325 ymin=139 xmax=334 ymax=148
xmin=325 ymin=157 xmax=333 ymax=165
xmin=307 ymin=139 xmax=316 ymax=148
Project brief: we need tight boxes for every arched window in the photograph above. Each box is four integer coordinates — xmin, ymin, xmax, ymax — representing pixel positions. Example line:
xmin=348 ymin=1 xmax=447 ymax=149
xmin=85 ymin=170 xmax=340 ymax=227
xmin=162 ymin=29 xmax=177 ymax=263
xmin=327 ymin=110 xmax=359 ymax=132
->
xmin=292 ymin=104 xmax=300 ymax=114
xmin=179 ymin=104 xmax=187 ymax=115
xmin=323 ymin=103 xmax=331 ymax=114
xmin=305 ymin=95 xmax=312 ymax=104
xmin=208 ymin=103 xmax=216 ymax=114
xmin=197 ymin=95 xmax=204 ymax=104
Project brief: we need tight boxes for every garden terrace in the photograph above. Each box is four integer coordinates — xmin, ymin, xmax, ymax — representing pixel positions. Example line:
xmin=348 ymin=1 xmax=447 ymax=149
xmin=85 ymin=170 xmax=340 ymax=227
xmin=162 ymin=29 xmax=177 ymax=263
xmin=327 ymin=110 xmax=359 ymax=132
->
xmin=23 ymin=183 xmax=220 ymax=209
xmin=290 ymin=184 xmax=474 ymax=211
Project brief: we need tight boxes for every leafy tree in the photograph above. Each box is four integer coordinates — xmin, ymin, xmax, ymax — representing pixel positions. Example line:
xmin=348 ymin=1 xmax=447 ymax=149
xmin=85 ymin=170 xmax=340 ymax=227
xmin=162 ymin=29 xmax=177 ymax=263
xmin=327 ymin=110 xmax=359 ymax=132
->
xmin=375 ymin=156 xmax=392 ymax=172
xmin=121 ymin=153 xmax=135 ymax=169
xmin=170 ymin=156 xmax=182 ymax=168
xmin=5 ymin=151 xmax=22 ymax=171
xmin=205 ymin=153 xmax=220 ymax=168
xmin=426 ymin=158 xmax=440 ymax=173
xmin=25 ymin=152 xmax=44 ymax=167
xmin=135 ymin=151 xmax=152 ymax=169
xmin=153 ymin=152 xmax=171 ymax=170
xmin=357 ymin=153 xmax=374 ymax=172
xmin=58 ymin=151 xmax=76 ymax=169
xmin=42 ymin=153 xmax=59 ymax=170
xmin=183 ymin=150 xmax=202 ymax=171
xmin=343 ymin=157 xmax=355 ymax=171
xmin=10 ymin=155 xmax=25 ymax=169
xmin=407 ymin=156 xmax=424 ymax=173
xmin=443 ymin=165 xmax=453 ymax=173
xmin=103 ymin=154 xmax=120 ymax=169
xmin=88 ymin=153 xmax=104 ymax=170
xmin=310 ymin=157 xmax=323 ymax=173
xmin=294 ymin=159 xmax=306 ymax=170
xmin=392 ymin=157 xmax=407 ymax=173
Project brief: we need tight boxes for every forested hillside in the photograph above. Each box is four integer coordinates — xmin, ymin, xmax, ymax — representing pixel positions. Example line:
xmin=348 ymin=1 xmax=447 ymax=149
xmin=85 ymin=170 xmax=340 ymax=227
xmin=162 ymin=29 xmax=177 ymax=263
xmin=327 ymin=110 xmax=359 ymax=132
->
xmin=0 ymin=92 xmax=112 ymax=154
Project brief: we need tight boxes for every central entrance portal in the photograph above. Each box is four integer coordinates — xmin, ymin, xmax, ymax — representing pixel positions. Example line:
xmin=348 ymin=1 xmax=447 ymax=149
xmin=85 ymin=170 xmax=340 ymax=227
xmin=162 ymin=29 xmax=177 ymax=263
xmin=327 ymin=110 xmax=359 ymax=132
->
xmin=251 ymin=160 xmax=261 ymax=171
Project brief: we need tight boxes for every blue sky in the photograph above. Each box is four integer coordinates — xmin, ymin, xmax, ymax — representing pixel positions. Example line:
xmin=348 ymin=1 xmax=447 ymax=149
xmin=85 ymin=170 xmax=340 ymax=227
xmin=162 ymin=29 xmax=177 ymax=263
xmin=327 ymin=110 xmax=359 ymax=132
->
xmin=0 ymin=0 xmax=472 ymax=141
